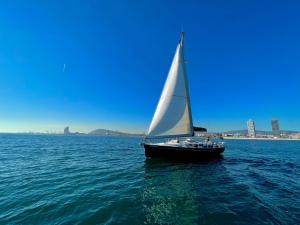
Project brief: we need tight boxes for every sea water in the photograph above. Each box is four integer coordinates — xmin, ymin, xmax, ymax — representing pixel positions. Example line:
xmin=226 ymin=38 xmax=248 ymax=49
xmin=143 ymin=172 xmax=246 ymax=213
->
xmin=0 ymin=134 xmax=299 ymax=224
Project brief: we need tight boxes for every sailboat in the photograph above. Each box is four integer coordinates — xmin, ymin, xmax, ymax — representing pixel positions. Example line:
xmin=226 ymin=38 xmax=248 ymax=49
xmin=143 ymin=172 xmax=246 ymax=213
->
xmin=143 ymin=33 xmax=225 ymax=159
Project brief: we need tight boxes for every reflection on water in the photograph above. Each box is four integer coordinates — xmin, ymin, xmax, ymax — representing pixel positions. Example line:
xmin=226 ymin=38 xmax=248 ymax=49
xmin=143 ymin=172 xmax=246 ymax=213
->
xmin=140 ymin=140 xmax=300 ymax=225
xmin=142 ymin=158 xmax=226 ymax=225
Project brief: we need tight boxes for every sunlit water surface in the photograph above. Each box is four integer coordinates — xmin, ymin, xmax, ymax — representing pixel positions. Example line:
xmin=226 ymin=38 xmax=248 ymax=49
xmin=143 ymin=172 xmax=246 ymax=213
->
xmin=0 ymin=134 xmax=299 ymax=224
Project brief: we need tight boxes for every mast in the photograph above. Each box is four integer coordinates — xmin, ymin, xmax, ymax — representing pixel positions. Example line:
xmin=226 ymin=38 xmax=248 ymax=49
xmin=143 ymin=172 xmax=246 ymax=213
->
xmin=180 ymin=32 xmax=194 ymax=136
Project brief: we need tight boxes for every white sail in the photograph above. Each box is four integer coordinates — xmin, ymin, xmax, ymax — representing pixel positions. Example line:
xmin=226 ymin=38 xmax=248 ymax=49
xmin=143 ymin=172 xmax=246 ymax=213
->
xmin=147 ymin=33 xmax=193 ymax=137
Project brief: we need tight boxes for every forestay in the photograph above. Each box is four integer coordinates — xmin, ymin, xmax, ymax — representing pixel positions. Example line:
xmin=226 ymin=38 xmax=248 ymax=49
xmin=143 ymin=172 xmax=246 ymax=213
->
xmin=147 ymin=33 xmax=194 ymax=137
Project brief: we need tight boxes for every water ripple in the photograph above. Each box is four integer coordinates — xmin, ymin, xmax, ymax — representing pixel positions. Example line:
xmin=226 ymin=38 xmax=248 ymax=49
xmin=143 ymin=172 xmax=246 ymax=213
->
xmin=0 ymin=134 xmax=299 ymax=224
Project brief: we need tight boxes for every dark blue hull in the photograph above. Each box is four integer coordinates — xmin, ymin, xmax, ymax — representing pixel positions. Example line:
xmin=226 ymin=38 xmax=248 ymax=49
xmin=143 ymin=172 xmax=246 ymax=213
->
xmin=143 ymin=143 xmax=225 ymax=160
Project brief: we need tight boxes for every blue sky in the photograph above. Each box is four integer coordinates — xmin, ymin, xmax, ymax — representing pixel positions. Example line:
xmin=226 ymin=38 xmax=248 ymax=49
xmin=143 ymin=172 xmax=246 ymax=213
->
xmin=0 ymin=0 xmax=299 ymax=133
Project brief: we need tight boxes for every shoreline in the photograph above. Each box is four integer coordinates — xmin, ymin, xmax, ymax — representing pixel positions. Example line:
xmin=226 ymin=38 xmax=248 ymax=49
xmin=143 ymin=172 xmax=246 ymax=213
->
xmin=223 ymin=137 xmax=300 ymax=141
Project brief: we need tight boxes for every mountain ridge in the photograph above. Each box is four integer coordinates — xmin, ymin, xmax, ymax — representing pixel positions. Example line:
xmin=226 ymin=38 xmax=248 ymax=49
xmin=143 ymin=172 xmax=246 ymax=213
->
xmin=89 ymin=128 xmax=144 ymax=136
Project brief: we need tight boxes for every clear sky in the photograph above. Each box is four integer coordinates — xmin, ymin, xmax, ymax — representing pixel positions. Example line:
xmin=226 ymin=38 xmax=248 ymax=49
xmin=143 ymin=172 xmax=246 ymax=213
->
xmin=0 ymin=0 xmax=299 ymax=133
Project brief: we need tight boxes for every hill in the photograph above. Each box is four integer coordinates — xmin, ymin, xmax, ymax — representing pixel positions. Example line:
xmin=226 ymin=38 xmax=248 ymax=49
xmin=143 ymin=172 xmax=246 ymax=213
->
xmin=89 ymin=128 xmax=143 ymax=137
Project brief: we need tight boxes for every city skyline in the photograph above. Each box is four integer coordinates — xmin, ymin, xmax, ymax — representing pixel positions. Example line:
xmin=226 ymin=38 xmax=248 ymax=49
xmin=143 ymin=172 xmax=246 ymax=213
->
xmin=0 ymin=117 xmax=296 ymax=134
xmin=0 ymin=1 xmax=300 ymax=133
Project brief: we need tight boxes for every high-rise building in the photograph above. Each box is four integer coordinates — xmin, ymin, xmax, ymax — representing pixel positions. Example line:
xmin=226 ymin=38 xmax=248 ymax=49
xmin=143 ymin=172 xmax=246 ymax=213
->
xmin=271 ymin=119 xmax=280 ymax=137
xmin=247 ymin=119 xmax=256 ymax=137
xmin=64 ymin=126 xmax=70 ymax=135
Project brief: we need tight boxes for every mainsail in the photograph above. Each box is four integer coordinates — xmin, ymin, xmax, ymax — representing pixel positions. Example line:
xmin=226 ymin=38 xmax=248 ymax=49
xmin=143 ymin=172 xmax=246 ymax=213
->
xmin=147 ymin=33 xmax=194 ymax=137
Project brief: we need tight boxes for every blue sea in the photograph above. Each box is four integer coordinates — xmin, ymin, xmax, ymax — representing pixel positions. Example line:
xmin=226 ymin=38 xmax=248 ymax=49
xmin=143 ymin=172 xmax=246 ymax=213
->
xmin=0 ymin=134 xmax=299 ymax=225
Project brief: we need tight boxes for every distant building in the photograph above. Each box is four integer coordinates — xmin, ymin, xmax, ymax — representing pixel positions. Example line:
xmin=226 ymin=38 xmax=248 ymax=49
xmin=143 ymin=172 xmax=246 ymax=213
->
xmin=64 ymin=126 xmax=70 ymax=135
xmin=271 ymin=119 xmax=280 ymax=137
xmin=247 ymin=119 xmax=256 ymax=137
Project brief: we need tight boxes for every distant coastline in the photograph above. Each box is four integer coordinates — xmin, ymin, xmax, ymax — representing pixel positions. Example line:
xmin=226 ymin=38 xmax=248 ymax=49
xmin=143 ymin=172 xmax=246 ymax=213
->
xmin=195 ymin=129 xmax=300 ymax=140
xmin=223 ymin=137 xmax=300 ymax=141
xmin=88 ymin=128 xmax=144 ymax=137
xmin=0 ymin=127 xmax=145 ymax=137
xmin=0 ymin=131 xmax=144 ymax=137
xmin=1 ymin=128 xmax=299 ymax=140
